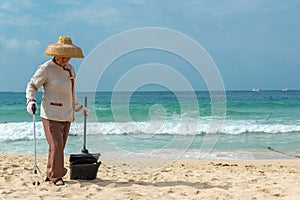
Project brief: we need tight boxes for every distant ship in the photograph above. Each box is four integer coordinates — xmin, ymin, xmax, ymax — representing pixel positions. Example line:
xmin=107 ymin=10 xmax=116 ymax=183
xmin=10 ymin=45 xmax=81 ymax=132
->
xmin=281 ymin=88 xmax=288 ymax=92
xmin=251 ymin=88 xmax=260 ymax=92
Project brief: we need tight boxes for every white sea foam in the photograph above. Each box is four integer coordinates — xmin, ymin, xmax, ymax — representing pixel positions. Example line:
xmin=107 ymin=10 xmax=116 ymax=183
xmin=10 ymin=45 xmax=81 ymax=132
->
xmin=1 ymin=119 xmax=300 ymax=142
xmin=0 ymin=122 xmax=45 ymax=141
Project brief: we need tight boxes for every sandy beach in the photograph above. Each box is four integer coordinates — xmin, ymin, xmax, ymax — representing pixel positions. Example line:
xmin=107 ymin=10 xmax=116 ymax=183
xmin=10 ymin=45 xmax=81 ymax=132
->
xmin=1 ymin=154 xmax=300 ymax=200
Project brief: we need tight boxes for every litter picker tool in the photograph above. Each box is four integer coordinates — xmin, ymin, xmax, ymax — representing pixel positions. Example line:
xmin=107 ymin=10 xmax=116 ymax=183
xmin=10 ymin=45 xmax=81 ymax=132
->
xmin=32 ymin=103 xmax=40 ymax=186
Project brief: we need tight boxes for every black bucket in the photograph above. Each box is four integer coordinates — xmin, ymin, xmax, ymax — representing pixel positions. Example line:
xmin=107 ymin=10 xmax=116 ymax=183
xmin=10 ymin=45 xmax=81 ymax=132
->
xmin=69 ymin=153 xmax=101 ymax=180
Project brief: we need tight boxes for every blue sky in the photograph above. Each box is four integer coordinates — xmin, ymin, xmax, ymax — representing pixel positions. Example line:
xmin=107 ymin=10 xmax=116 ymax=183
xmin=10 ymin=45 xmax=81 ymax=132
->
xmin=0 ymin=0 xmax=299 ymax=91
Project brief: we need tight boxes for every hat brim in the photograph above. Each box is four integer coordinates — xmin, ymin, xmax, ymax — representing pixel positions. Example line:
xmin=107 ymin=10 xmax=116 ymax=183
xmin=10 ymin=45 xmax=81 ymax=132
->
xmin=44 ymin=44 xmax=84 ymax=58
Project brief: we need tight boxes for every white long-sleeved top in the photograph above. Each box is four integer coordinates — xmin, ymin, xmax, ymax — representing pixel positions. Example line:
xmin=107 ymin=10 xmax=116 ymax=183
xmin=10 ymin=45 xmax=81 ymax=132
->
xmin=26 ymin=60 xmax=83 ymax=122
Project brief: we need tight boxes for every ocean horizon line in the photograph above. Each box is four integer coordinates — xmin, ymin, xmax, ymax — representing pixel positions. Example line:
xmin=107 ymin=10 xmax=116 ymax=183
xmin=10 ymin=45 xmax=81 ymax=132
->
xmin=1 ymin=89 xmax=299 ymax=93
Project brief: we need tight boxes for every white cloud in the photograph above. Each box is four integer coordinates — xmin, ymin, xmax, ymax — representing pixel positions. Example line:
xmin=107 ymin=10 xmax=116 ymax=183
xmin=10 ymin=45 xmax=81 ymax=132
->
xmin=0 ymin=36 xmax=19 ymax=49
xmin=8 ymin=38 xmax=19 ymax=49
xmin=0 ymin=35 xmax=40 ymax=53
xmin=50 ymin=3 xmax=121 ymax=26
xmin=0 ymin=0 xmax=32 ymax=11
xmin=0 ymin=0 xmax=43 ymax=27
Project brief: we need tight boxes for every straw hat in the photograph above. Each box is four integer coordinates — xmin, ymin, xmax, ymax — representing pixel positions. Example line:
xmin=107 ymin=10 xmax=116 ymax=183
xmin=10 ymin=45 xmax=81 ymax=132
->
xmin=44 ymin=36 xmax=84 ymax=58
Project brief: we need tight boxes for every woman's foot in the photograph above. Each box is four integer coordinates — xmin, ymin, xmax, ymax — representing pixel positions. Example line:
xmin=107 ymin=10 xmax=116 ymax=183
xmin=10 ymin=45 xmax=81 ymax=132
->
xmin=53 ymin=178 xmax=65 ymax=186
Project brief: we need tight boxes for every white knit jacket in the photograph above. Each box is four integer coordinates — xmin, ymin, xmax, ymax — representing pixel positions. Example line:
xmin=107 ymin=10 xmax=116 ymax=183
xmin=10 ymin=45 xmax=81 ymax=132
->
xmin=26 ymin=60 xmax=83 ymax=122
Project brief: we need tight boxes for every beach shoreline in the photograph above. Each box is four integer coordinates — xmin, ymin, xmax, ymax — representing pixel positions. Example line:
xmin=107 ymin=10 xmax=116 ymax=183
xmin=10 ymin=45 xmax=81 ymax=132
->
xmin=1 ymin=154 xmax=300 ymax=200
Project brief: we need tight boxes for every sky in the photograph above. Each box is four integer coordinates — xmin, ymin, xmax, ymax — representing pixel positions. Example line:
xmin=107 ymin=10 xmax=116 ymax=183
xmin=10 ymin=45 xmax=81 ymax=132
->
xmin=0 ymin=0 xmax=299 ymax=92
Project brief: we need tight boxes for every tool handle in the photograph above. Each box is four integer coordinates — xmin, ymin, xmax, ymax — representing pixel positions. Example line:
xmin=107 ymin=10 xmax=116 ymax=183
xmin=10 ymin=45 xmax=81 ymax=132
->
xmin=81 ymin=97 xmax=89 ymax=154
xmin=33 ymin=109 xmax=37 ymax=174
xmin=31 ymin=103 xmax=37 ymax=115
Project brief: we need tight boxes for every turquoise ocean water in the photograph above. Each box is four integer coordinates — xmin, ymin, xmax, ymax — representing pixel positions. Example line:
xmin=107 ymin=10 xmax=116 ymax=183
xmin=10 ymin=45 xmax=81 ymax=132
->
xmin=0 ymin=91 xmax=299 ymax=159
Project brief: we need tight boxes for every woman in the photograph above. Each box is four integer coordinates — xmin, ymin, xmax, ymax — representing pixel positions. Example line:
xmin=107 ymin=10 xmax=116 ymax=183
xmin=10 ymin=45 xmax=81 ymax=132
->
xmin=26 ymin=36 xmax=89 ymax=186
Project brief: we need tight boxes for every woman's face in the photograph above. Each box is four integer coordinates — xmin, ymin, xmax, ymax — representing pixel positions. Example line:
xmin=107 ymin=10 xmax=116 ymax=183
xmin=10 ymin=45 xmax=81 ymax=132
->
xmin=55 ymin=56 xmax=71 ymax=67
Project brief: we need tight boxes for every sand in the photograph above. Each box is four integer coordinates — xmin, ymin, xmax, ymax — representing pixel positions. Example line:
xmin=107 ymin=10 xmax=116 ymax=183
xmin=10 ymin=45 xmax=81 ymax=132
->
xmin=0 ymin=154 xmax=300 ymax=200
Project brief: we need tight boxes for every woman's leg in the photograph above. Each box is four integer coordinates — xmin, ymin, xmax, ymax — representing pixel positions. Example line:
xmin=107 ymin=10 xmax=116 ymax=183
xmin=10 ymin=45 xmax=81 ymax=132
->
xmin=42 ymin=118 xmax=70 ymax=182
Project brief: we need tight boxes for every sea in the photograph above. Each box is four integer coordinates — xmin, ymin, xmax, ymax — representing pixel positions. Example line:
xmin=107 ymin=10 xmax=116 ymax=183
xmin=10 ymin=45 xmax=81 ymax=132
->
xmin=0 ymin=90 xmax=299 ymax=160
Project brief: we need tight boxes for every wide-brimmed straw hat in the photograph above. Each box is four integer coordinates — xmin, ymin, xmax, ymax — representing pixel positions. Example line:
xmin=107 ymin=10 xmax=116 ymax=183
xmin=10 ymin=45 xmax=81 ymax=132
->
xmin=44 ymin=36 xmax=84 ymax=58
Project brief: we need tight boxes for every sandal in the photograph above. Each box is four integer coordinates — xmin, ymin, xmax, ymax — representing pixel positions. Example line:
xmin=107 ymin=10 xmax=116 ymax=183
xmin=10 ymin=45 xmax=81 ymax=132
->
xmin=54 ymin=178 xmax=65 ymax=186
xmin=45 ymin=177 xmax=50 ymax=182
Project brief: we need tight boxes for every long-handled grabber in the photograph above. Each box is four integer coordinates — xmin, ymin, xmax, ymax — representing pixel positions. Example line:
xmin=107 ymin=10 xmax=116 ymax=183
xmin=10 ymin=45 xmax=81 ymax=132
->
xmin=31 ymin=103 xmax=40 ymax=186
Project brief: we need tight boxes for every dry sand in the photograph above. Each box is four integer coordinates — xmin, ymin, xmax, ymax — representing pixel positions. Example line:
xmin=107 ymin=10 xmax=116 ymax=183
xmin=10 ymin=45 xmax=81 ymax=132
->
xmin=1 ymin=154 xmax=300 ymax=200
